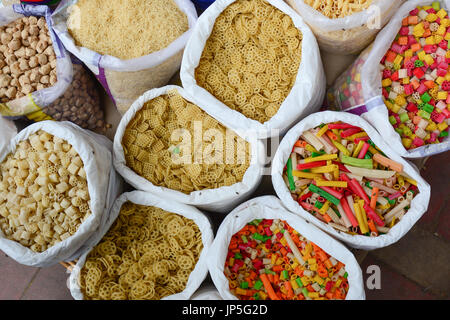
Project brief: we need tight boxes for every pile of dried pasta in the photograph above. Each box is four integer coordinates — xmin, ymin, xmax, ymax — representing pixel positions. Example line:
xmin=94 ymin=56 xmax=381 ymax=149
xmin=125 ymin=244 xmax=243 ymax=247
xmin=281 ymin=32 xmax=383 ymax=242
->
xmin=304 ymin=0 xmax=372 ymax=19
xmin=67 ymin=0 xmax=189 ymax=60
xmin=0 ymin=131 xmax=91 ymax=252
xmin=195 ymin=0 xmax=303 ymax=123
xmin=122 ymin=89 xmax=251 ymax=194
xmin=79 ymin=202 xmax=203 ymax=300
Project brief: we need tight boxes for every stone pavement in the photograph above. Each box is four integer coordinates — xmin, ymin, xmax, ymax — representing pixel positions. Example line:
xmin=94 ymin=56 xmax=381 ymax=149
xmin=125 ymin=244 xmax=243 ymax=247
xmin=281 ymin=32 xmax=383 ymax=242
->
xmin=0 ymin=151 xmax=448 ymax=300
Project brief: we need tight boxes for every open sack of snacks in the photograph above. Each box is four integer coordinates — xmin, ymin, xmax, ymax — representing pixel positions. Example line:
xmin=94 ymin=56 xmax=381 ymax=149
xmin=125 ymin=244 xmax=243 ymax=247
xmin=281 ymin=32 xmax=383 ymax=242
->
xmin=285 ymin=0 xmax=405 ymax=54
xmin=52 ymin=0 xmax=198 ymax=114
xmin=0 ymin=121 xmax=122 ymax=267
xmin=69 ymin=191 xmax=214 ymax=300
xmin=113 ymin=86 xmax=265 ymax=213
xmin=0 ymin=4 xmax=107 ymax=132
xmin=272 ymin=111 xmax=431 ymax=251
xmin=181 ymin=0 xmax=325 ymax=139
xmin=208 ymin=196 xmax=365 ymax=300
xmin=327 ymin=0 xmax=450 ymax=158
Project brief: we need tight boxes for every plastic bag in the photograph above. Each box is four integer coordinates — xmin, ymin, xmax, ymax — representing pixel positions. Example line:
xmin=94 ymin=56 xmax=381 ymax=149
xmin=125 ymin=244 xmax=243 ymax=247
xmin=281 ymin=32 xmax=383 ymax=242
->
xmin=113 ymin=85 xmax=265 ymax=214
xmin=181 ymin=0 xmax=325 ymax=139
xmin=69 ymin=190 xmax=214 ymax=300
xmin=52 ymin=0 xmax=198 ymax=114
xmin=208 ymin=195 xmax=366 ymax=300
xmin=0 ymin=121 xmax=122 ymax=267
xmin=327 ymin=0 xmax=450 ymax=158
xmin=0 ymin=4 xmax=107 ymax=132
xmin=285 ymin=0 xmax=405 ymax=54
xmin=271 ymin=111 xmax=431 ymax=250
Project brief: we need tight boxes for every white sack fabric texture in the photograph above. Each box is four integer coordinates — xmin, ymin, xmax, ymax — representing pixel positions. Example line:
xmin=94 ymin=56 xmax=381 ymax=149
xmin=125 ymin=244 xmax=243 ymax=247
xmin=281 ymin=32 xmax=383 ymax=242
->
xmin=69 ymin=191 xmax=214 ymax=300
xmin=51 ymin=0 xmax=198 ymax=114
xmin=113 ymin=85 xmax=265 ymax=214
xmin=271 ymin=111 xmax=431 ymax=251
xmin=285 ymin=0 xmax=405 ymax=54
xmin=181 ymin=0 xmax=325 ymax=139
xmin=327 ymin=0 xmax=450 ymax=158
xmin=208 ymin=195 xmax=366 ymax=300
xmin=0 ymin=121 xmax=122 ymax=267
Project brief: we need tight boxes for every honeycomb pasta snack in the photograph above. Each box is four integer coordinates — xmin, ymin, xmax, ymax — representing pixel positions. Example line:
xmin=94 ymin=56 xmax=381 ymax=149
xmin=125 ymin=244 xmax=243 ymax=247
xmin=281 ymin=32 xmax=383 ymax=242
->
xmin=69 ymin=191 xmax=213 ymax=300
xmin=113 ymin=85 xmax=265 ymax=213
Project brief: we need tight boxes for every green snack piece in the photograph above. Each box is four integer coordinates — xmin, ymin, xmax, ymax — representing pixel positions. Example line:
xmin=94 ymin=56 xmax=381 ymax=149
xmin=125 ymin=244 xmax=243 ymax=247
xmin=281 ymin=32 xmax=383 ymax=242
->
xmin=419 ymin=110 xmax=431 ymax=120
xmin=302 ymin=287 xmax=309 ymax=297
xmin=421 ymin=93 xmax=431 ymax=103
xmin=281 ymin=270 xmax=289 ymax=280
xmin=423 ymin=103 xmax=434 ymax=114
xmin=341 ymin=154 xmax=374 ymax=169
xmin=395 ymin=127 xmax=404 ymax=135
xmin=439 ymin=131 xmax=449 ymax=137
xmin=287 ymin=158 xmax=296 ymax=191
xmin=240 ymin=281 xmax=249 ymax=289
xmin=265 ymin=269 xmax=276 ymax=275
xmin=296 ymin=278 xmax=304 ymax=288
xmin=314 ymin=201 xmax=324 ymax=209
xmin=241 ymin=235 xmax=248 ymax=243
xmin=399 ymin=112 xmax=409 ymax=123
xmin=253 ymin=292 xmax=260 ymax=300
xmin=312 ymin=151 xmax=325 ymax=157
xmin=389 ymin=115 xmax=397 ymax=125
xmin=235 ymin=253 xmax=243 ymax=260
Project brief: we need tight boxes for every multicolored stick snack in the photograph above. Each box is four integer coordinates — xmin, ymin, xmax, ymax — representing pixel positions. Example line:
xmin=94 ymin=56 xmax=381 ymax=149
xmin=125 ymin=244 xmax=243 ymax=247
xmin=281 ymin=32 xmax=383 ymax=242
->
xmin=283 ymin=122 xmax=419 ymax=237
xmin=224 ymin=219 xmax=349 ymax=300
xmin=381 ymin=3 xmax=450 ymax=150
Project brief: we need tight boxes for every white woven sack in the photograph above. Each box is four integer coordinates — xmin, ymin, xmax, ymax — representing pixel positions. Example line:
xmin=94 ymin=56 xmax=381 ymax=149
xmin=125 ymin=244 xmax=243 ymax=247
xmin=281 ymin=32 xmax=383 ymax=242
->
xmin=329 ymin=0 xmax=450 ymax=158
xmin=208 ymin=195 xmax=366 ymax=300
xmin=69 ymin=190 xmax=214 ymax=300
xmin=52 ymin=0 xmax=198 ymax=114
xmin=0 ymin=4 xmax=73 ymax=119
xmin=285 ymin=0 xmax=404 ymax=54
xmin=180 ymin=0 xmax=325 ymax=139
xmin=0 ymin=121 xmax=122 ymax=267
xmin=113 ymin=85 xmax=265 ymax=213
xmin=272 ymin=111 xmax=431 ymax=250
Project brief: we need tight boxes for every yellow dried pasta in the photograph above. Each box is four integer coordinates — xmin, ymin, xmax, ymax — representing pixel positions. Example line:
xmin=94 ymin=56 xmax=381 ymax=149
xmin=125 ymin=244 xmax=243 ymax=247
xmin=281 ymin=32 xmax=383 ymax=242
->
xmin=122 ymin=89 xmax=251 ymax=194
xmin=0 ymin=131 xmax=91 ymax=252
xmin=79 ymin=202 xmax=203 ymax=300
xmin=67 ymin=0 xmax=189 ymax=60
xmin=304 ymin=0 xmax=372 ymax=19
xmin=195 ymin=0 xmax=303 ymax=123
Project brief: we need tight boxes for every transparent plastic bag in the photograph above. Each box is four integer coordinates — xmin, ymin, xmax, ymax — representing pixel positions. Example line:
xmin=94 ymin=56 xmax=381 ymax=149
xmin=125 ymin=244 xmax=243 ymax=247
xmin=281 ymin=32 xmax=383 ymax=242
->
xmin=327 ymin=0 xmax=450 ymax=158
xmin=0 ymin=5 xmax=107 ymax=132
xmin=285 ymin=0 xmax=405 ymax=54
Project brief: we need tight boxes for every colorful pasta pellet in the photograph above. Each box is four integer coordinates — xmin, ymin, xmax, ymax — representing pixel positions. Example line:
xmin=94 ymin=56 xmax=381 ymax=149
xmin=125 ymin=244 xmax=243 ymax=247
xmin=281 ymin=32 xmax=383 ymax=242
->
xmin=224 ymin=219 xmax=349 ymax=300
xmin=381 ymin=4 xmax=450 ymax=150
